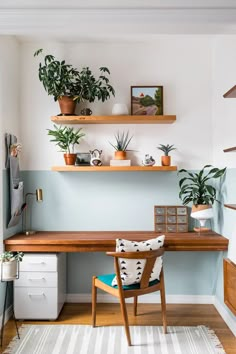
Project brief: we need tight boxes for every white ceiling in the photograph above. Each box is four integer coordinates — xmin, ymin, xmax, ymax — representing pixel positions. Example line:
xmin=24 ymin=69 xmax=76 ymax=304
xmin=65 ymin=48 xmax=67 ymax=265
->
xmin=1 ymin=0 xmax=236 ymax=40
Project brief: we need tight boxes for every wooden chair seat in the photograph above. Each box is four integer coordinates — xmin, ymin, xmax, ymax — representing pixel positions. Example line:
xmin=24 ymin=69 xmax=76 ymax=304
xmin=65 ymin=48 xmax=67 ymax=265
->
xmin=92 ymin=248 xmax=167 ymax=346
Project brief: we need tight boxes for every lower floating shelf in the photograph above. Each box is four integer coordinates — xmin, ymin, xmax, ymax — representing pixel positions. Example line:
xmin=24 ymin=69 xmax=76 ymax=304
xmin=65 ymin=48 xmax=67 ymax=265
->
xmin=51 ymin=166 xmax=177 ymax=172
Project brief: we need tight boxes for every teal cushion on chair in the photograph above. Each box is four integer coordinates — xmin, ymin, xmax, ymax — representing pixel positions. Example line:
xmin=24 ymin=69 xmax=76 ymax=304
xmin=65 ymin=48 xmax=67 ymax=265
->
xmin=97 ymin=273 xmax=159 ymax=290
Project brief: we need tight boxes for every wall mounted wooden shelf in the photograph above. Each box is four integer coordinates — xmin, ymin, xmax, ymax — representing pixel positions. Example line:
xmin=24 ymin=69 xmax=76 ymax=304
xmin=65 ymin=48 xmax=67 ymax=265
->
xmin=51 ymin=115 xmax=176 ymax=124
xmin=224 ymin=204 xmax=236 ymax=210
xmin=223 ymin=85 xmax=236 ymax=98
xmin=223 ymin=147 xmax=236 ymax=153
xmin=51 ymin=166 xmax=177 ymax=172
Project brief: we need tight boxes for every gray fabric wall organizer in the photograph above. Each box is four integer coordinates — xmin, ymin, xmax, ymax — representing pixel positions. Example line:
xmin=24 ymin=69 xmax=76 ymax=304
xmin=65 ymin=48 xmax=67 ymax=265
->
xmin=5 ymin=133 xmax=24 ymax=228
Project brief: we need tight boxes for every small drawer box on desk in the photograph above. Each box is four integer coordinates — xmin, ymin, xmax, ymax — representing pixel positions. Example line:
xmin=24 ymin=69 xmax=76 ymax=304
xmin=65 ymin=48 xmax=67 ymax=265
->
xmin=19 ymin=254 xmax=58 ymax=272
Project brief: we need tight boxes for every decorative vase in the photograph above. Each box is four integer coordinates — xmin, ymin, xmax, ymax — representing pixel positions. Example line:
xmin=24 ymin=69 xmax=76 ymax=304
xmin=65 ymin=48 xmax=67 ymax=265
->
xmin=81 ymin=108 xmax=92 ymax=116
xmin=64 ymin=153 xmax=77 ymax=165
xmin=112 ymin=103 xmax=128 ymax=115
xmin=1 ymin=260 xmax=18 ymax=281
xmin=115 ymin=151 xmax=126 ymax=160
xmin=191 ymin=204 xmax=213 ymax=232
xmin=58 ymin=96 xmax=76 ymax=115
xmin=161 ymin=156 xmax=171 ymax=166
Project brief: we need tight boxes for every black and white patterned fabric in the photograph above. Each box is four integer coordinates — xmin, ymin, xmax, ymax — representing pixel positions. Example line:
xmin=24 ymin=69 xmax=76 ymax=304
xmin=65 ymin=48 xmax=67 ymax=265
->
xmin=112 ymin=235 xmax=165 ymax=286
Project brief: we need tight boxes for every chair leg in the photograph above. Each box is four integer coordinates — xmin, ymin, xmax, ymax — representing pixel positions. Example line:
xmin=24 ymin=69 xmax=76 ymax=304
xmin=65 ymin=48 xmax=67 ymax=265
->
xmin=133 ymin=296 xmax=138 ymax=316
xmin=92 ymin=276 xmax=97 ymax=327
xmin=119 ymin=295 xmax=132 ymax=346
xmin=160 ymin=275 xmax=167 ymax=334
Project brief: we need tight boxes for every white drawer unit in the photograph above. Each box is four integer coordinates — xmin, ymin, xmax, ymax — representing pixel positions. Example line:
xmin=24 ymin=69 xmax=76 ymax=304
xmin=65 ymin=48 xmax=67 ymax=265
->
xmin=14 ymin=253 xmax=66 ymax=320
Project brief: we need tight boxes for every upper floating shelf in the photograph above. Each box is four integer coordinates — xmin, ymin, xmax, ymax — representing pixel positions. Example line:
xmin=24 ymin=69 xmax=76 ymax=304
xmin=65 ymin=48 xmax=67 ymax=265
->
xmin=224 ymin=204 xmax=236 ymax=210
xmin=223 ymin=147 xmax=236 ymax=153
xmin=51 ymin=166 xmax=177 ymax=172
xmin=223 ymin=85 xmax=236 ymax=98
xmin=51 ymin=115 xmax=176 ymax=125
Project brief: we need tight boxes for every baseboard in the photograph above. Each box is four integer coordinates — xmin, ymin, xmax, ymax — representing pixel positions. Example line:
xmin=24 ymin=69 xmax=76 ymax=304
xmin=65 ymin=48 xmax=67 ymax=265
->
xmin=214 ymin=297 xmax=236 ymax=336
xmin=66 ymin=293 xmax=214 ymax=304
xmin=0 ymin=305 xmax=13 ymax=330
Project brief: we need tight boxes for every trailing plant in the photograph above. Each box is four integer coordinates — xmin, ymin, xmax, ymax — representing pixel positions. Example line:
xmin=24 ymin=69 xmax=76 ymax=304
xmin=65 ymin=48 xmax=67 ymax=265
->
xmin=47 ymin=125 xmax=85 ymax=153
xmin=34 ymin=49 xmax=80 ymax=102
xmin=109 ymin=131 xmax=133 ymax=151
xmin=157 ymin=144 xmax=176 ymax=156
xmin=178 ymin=165 xmax=226 ymax=206
xmin=0 ymin=251 xmax=24 ymax=262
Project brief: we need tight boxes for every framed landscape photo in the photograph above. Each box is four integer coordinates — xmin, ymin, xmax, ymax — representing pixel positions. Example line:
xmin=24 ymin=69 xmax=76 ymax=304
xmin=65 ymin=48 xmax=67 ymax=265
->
xmin=131 ymin=86 xmax=163 ymax=116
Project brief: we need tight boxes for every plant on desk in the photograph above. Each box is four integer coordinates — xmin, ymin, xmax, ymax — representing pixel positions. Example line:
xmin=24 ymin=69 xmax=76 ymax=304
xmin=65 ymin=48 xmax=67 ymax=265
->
xmin=47 ymin=124 xmax=85 ymax=165
xmin=0 ymin=251 xmax=24 ymax=281
xmin=178 ymin=165 xmax=226 ymax=231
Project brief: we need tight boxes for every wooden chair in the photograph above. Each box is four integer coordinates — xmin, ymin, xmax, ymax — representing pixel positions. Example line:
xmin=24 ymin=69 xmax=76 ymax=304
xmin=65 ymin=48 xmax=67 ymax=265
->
xmin=92 ymin=248 xmax=167 ymax=346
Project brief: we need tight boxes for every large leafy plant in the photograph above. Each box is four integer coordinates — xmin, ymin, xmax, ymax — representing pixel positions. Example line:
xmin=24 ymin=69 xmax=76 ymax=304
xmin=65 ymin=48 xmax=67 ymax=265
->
xmin=109 ymin=131 xmax=133 ymax=151
xmin=75 ymin=66 xmax=115 ymax=103
xmin=47 ymin=125 xmax=85 ymax=153
xmin=178 ymin=165 xmax=226 ymax=205
xmin=34 ymin=49 xmax=80 ymax=102
xmin=34 ymin=49 xmax=115 ymax=104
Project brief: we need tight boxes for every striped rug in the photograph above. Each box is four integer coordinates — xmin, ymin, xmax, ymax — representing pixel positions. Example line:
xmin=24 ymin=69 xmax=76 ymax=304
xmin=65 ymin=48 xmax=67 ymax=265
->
xmin=4 ymin=325 xmax=225 ymax=354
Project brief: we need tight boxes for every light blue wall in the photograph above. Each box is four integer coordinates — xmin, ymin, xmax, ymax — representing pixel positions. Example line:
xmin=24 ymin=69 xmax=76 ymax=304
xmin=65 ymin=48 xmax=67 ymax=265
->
xmin=21 ymin=170 xmax=220 ymax=295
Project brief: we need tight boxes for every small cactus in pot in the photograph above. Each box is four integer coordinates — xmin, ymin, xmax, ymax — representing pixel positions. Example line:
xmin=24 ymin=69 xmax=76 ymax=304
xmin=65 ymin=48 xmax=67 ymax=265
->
xmin=157 ymin=144 xmax=176 ymax=166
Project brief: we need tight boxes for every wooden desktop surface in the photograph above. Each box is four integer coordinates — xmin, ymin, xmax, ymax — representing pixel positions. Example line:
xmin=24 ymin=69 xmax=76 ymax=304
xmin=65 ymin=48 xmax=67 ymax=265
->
xmin=4 ymin=231 xmax=228 ymax=252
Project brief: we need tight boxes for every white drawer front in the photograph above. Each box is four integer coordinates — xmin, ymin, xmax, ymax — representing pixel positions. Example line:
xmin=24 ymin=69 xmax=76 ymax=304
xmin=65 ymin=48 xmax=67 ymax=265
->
xmin=20 ymin=254 xmax=58 ymax=272
xmin=14 ymin=272 xmax=57 ymax=287
xmin=14 ymin=287 xmax=59 ymax=319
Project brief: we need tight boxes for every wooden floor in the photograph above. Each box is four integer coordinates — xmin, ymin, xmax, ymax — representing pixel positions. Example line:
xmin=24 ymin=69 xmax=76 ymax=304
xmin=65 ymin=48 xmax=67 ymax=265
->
xmin=1 ymin=303 xmax=236 ymax=353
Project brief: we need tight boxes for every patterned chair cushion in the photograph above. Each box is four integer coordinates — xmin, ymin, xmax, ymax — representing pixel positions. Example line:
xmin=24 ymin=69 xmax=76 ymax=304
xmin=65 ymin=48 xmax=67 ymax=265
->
xmin=112 ymin=235 xmax=165 ymax=286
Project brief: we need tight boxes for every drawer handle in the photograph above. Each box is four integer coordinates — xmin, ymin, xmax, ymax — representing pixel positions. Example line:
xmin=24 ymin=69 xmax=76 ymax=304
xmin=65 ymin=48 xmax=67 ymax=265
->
xmin=28 ymin=277 xmax=46 ymax=281
xmin=28 ymin=293 xmax=45 ymax=297
xmin=28 ymin=262 xmax=45 ymax=265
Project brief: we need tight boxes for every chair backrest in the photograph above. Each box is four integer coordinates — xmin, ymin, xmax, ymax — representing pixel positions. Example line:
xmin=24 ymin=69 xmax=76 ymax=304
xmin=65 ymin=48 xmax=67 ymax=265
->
xmin=107 ymin=248 xmax=165 ymax=289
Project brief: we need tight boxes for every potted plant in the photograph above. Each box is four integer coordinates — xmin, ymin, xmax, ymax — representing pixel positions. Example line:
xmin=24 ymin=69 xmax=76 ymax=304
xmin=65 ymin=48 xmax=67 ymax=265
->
xmin=76 ymin=66 xmax=115 ymax=115
xmin=109 ymin=131 xmax=133 ymax=160
xmin=34 ymin=49 xmax=115 ymax=116
xmin=0 ymin=251 xmax=24 ymax=281
xmin=47 ymin=124 xmax=85 ymax=165
xmin=34 ymin=49 xmax=81 ymax=115
xmin=157 ymin=144 xmax=176 ymax=166
xmin=178 ymin=165 xmax=226 ymax=231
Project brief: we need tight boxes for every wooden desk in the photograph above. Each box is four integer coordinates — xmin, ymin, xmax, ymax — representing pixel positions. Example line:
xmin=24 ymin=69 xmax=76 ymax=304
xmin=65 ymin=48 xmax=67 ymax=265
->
xmin=4 ymin=231 xmax=228 ymax=252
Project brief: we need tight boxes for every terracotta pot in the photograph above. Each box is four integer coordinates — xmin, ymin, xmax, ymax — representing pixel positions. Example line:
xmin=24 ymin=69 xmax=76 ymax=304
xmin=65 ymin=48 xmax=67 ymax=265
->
xmin=161 ymin=156 xmax=171 ymax=166
xmin=64 ymin=153 xmax=77 ymax=165
xmin=58 ymin=96 xmax=76 ymax=115
xmin=114 ymin=151 xmax=127 ymax=160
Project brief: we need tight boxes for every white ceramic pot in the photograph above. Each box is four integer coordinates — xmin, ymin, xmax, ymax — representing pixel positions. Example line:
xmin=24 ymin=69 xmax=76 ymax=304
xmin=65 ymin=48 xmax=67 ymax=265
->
xmin=112 ymin=103 xmax=128 ymax=115
xmin=191 ymin=205 xmax=213 ymax=230
xmin=1 ymin=260 xmax=18 ymax=281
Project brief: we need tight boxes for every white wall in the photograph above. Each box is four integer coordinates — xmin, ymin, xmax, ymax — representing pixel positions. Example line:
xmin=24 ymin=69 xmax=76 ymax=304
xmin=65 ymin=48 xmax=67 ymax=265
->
xmin=0 ymin=35 xmax=21 ymax=242
xmin=20 ymin=36 xmax=213 ymax=170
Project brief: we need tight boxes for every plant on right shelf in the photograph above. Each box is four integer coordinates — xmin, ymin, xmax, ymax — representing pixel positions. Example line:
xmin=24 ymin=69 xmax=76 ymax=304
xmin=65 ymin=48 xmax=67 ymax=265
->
xmin=47 ymin=125 xmax=85 ymax=165
xmin=178 ymin=165 xmax=226 ymax=231
xmin=157 ymin=144 xmax=176 ymax=166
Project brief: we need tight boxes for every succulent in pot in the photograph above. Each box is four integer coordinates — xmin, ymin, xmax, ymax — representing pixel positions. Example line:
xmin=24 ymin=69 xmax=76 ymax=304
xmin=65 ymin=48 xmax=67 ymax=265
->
xmin=178 ymin=165 xmax=226 ymax=231
xmin=0 ymin=251 xmax=24 ymax=281
xmin=47 ymin=124 xmax=85 ymax=165
xmin=109 ymin=131 xmax=133 ymax=160
xmin=157 ymin=144 xmax=176 ymax=166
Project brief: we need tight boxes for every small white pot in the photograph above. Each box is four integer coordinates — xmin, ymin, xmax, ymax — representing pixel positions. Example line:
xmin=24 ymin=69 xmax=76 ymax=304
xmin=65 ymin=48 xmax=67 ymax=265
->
xmin=1 ymin=260 xmax=18 ymax=281
xmin=112 ymin=103 xmax=128 ymax=115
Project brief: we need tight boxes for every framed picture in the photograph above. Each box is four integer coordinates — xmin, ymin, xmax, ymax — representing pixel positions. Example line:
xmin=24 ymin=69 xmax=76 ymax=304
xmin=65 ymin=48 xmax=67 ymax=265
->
xmin=131 ymin=86 xmax=163 ymax=116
